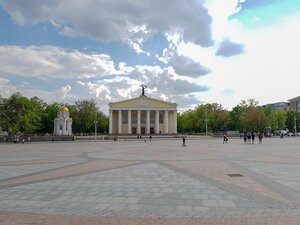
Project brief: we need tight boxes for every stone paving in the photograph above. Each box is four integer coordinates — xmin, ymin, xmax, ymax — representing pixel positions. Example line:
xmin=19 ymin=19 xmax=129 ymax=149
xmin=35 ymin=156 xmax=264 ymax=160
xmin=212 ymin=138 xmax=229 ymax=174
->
xmin=1 ymin=137 xmax=300 ymax=224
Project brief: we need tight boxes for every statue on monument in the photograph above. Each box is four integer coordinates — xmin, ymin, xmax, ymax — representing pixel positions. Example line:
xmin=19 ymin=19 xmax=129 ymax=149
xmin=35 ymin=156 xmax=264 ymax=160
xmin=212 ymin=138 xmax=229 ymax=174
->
xmin=140 ymin=84 xmax=147 ymax=97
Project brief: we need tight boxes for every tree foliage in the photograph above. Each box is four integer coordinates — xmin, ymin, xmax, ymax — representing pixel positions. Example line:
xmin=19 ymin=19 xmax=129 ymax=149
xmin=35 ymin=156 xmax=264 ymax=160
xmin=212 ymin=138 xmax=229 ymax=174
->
xmin=1 ymin=93 xmax=298 ymax=135
xmin=0 ymin=93 xmax=108 ymax=135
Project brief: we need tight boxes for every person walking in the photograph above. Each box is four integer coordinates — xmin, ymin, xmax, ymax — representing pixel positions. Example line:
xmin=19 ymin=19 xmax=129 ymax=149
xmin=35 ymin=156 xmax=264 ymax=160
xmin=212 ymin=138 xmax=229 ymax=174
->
xmin=251 ymin=132 xmax=255 ymax=144
xmin=258 ymin=132 xmax=263 ymax=144
xmin=149 ymin=135 xmax=152 ymax=142
xmin=243 ymin=132 xmax=247 ymax=144
xmin=223 ymin=134 xmax=228 ymax=144
xmin=247 ymin=132 xmax=251 ymax=144
xmin=182 ymin=136 xmax=186 ymax=147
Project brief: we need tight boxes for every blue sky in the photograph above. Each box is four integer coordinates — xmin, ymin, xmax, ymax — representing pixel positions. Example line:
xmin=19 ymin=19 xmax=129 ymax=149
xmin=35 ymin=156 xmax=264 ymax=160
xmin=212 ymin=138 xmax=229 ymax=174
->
xmin=0 ymin=0 xmax=300 ymax=114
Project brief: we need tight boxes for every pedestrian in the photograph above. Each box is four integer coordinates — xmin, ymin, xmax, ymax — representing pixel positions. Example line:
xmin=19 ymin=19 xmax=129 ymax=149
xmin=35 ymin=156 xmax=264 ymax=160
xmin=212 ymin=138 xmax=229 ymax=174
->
xmin=258 ymin=132 xmax=263 ymax=144
xmin=28 ymin=137 xmax=30 ymax=143
xmin=223 ymin=134 xmax=228 ymax=144
xmin=251 ymin=132 xmax=255 ymax=144
xmin=243 ymin=132 xmax=247 ymax=144
xmin=22 ymin=138 xmax=25 ymax=144
xmin=247 ymin=132 xmax=251 ymax=144
xmin=149 ymin=135 xmax=152 ymax=142
xmin=182 ymin=136 xmax=186 ymax=147
xmin=280 ymin=132 xmax=284 ymax=139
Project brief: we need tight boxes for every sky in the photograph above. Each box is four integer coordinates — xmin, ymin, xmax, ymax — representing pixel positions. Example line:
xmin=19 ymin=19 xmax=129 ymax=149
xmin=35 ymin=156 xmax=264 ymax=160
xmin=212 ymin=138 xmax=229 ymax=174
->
xmin=0 ymin=0 xmax=300 ymax=114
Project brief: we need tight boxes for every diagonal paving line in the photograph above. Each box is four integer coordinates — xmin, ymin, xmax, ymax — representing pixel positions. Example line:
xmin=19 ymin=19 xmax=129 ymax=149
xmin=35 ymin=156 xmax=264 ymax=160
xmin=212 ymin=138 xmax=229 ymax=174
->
xmin=0 ymin=155 xmax=82 ymax=167
xmin=156 ymin=160 xmax=292 ymax=209
xmin=0 ymin=160 xmax=142 ymax=189
xmin=226 ymin=159 xmax=300 ymax=207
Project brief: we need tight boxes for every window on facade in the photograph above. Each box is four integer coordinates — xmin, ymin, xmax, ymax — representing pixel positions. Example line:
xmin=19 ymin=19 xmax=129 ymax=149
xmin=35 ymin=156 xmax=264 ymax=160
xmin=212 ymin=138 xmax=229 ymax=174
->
xmin=122 ymin=111 xmax=128 ymax=123
xmin=150 ymin=111 xmax=155 ymax=123
xmin=159 ymin=113 xmax=164 ymax=123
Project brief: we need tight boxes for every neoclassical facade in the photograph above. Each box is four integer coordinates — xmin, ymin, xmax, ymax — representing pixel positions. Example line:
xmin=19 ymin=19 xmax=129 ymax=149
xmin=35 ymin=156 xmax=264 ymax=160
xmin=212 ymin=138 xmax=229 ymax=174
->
xmin=53 ymin=106 xmax=73 ymax=136
xmin=108 ymin=96 xmax=177 ymax=135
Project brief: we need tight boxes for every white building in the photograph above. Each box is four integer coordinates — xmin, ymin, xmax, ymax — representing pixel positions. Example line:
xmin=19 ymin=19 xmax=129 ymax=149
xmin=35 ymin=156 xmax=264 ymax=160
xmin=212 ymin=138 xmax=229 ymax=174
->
xmin=53 ymin=106 xmax=73 ymax=136
xmin=108 ymin=96 xmax=177 ymax=135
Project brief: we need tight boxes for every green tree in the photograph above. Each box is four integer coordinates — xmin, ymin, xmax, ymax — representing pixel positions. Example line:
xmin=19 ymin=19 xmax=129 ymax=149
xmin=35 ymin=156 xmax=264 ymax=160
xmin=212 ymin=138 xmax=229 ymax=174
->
xmin=72 ymin=99 xmax=98 ymax=134
xmin=42 ymin=102 xmax=60 ymax=134
xmin=96 ymin=111 xmax=109 ymax=133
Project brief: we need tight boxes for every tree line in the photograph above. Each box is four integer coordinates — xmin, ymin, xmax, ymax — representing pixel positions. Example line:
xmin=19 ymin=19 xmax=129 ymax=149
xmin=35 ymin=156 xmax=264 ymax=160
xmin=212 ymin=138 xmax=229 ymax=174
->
xmin=177 ymin=99 xmax=300 ymax=135
xmin=0 ymin=93 xmax=108 ymax=135
xmin=1 ymin=93 xmax=299 ymax=135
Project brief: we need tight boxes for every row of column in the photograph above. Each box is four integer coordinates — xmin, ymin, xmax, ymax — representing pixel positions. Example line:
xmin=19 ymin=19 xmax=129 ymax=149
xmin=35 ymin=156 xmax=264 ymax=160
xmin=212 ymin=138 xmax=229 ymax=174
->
xmin=109 ymin=109 xmax=177 ymax=134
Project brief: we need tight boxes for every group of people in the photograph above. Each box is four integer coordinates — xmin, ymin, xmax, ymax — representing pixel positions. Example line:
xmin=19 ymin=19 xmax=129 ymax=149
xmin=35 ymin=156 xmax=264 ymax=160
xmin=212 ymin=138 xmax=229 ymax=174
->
xmin=242 ymin=132 xmax=263 ymax=144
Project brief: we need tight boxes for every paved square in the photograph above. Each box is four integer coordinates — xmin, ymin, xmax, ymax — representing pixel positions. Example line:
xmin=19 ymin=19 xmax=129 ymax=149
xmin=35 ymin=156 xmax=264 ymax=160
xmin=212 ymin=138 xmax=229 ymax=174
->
xmin=1 ymin=137 xmax=300 ymax=224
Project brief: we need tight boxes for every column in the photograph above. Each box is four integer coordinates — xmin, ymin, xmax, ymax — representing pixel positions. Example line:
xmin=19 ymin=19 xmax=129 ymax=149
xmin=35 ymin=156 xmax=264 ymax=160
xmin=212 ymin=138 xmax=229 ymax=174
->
xmin=146 ymin=110 xmax=150 ymax=134
xmin=62 ymin=119 xmax=66 ymax=135
xmin=118 ymin=110 xmax=122 ymax=134
xmin=173 ymin=110 xmax=177 ymax=134
xmin=67 ymin=119 xmax=72 ymax=135
xmin=137 ymin=110 xmax=141 ymax=134
xmin=155 ymin=110 xmax=160 ymax=134
xmin=56 ymin=119 xmax=60 ymax=134
xmin=109 ymin=109 xmax=113 ymax=134
xmin=128 ymin=110 xmax=132 ymax=134
xmin=164 ymin=110 xmax=169 ymax=134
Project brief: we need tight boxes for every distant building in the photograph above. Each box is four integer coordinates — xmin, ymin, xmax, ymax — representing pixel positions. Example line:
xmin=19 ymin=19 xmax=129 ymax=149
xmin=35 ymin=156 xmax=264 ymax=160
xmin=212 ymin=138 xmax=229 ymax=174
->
xmin=53 ymin=106 xmax=73 ymax=136
xmin=262 ymin=102 xmax=290 ymax=112
xmin=288 ymin=96 xmax=300 ymax=112
xmin=108 ymin=96 xmax=177 ymax=135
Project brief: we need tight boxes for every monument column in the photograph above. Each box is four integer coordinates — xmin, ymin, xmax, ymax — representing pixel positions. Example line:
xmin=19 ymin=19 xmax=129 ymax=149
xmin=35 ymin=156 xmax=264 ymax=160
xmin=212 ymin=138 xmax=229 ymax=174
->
xmin=62 ymin=118 xmax=66 ymax=135
xmin=146 ymin=110 xmax=150 ymax=134
xmin=128 ymin=110 xmax=132 ymax=134
xmin=56 ymin=119 xmax=60 ymax=135
xmin=118 ymin=110 xmax=122 ymax=134
xmin=155 ymin=110 xmax=160 ymax=134
xmin=109 ymin=109 xmax=113 ymax=134
xmin=173 ymin=110 xmax=177 ymax=134
xmin=164 ymin=110 xmax=169 ymax=134
xmin=137 ymin=110 xmax=141 ymax=134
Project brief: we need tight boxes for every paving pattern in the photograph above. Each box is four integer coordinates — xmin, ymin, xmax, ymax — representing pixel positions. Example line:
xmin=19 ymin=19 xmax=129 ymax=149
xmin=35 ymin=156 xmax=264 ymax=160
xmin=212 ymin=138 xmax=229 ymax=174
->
xmin=1 ymin=137 xmax=300 ymax=224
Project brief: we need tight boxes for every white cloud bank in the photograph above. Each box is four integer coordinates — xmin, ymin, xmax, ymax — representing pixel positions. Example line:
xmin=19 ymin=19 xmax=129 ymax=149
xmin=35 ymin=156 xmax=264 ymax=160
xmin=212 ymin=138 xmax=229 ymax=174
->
xmin=0 ymin=45 xmax=117 ymax=79
xmin=0 ymin=0 xmax=214 ymax=52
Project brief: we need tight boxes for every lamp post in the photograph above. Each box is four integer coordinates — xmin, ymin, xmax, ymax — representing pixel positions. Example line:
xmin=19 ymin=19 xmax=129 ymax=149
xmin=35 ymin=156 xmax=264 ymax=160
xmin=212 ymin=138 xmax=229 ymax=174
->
xmin=294 ymin=111 xmax=297 ymax=137
xmin=94 ymin=113 xmax=98 ymax=141
xmin=205 ymin=108 xmax=208 ymax=136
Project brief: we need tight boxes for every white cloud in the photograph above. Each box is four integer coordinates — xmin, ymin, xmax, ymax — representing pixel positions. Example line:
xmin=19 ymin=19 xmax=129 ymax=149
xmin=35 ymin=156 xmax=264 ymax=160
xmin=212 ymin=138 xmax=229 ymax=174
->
xmin=0 ymin=0 xmax=214 ymax=53
xmin=187 ymin=12 xmax=300 ymax=110
xmin=215 ymin=39 xmax=244 ymax=57
xmin=77 ymin=65 xmax=209 ymax=114
xmin=0 ymin=78 xmax=78 ymax=103
xmin=156 ymin=40 xmax=211 ymax=78
xmin=60 ymin=84 xmax=71 ymax=100
xmin=0 ymin=45 xmax=118 ymax=79
xmin=0 ymin=78 xmax=18 ymax=97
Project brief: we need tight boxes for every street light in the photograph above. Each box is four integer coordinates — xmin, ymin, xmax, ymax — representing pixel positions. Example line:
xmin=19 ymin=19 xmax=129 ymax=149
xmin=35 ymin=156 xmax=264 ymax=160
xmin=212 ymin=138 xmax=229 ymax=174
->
xmin=205 ymin=108 xmax=208 ymax=136
xmin=94 ymin=113 xmax=98 ymax=141
xmin=294 ymin=111 xmax=297 ymax=137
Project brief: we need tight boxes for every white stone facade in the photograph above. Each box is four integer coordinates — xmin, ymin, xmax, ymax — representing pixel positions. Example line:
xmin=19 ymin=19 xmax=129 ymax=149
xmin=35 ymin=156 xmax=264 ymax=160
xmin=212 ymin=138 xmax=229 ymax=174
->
xmin=109 ymin=96 xmax=177 ymax=135
xmin=53 ymin=106 xmax=73 ymax=136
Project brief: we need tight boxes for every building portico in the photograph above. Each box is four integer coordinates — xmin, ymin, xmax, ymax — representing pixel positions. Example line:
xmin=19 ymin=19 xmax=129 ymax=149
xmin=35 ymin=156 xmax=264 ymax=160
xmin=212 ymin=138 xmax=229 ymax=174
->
xmin=109 ymin=96 xmax=177 ymax=135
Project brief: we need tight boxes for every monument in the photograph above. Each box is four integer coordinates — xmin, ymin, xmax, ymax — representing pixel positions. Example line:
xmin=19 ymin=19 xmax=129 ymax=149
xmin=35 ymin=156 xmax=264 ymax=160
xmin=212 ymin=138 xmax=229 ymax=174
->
xmin=108 ymin=85 xmax=177 ymax=135
xmin=53 ymin=106 xmax=73 ymax=136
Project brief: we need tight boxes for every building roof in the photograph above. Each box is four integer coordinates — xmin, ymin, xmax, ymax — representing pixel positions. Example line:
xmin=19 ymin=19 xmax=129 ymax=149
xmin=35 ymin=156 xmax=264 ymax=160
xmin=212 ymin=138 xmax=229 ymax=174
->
xmin=109 ymin=96 xmax=177 ymax=109
xmin=59 ymin=106 xmax=69 ymax=112
xmin=288 ymin=96 xmax=300 ymax=102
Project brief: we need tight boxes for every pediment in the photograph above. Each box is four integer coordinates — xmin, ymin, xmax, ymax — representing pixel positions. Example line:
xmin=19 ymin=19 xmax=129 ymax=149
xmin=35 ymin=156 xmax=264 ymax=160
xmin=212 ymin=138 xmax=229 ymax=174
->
xmin=109 ymin=96 xmax=177 ymax=109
